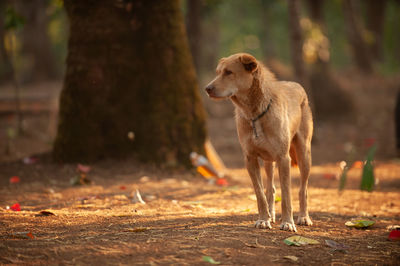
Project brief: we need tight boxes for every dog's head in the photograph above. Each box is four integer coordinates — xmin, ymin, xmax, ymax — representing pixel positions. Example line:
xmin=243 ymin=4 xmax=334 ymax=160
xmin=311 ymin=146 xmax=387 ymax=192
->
xmin=205 ymin=53 xmax=258 ymax=99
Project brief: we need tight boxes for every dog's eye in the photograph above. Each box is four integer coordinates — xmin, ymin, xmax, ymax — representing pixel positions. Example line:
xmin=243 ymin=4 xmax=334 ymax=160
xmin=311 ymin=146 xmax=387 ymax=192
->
xmin=224 ymin=70 xmax=233 ymax=75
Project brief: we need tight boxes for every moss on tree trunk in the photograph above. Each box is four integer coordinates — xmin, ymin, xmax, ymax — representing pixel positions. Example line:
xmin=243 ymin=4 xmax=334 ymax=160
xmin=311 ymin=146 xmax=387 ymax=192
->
xmin=53 ymin=0 xmax=207 ymax=167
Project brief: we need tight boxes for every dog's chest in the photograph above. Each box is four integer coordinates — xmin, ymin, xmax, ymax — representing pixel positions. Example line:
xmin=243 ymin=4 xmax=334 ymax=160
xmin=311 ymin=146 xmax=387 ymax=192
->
xmin=245 ymin=131 xmax=276 ymax=161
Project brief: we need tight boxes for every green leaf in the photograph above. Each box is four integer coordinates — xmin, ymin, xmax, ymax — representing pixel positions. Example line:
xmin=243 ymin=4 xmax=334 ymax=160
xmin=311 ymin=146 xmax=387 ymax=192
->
xmin=360 ymin=144 xmax=376 ymax=192
xmin=202 ymin=256 xmax=221 ymax=264
xmin=284 ymin=235 xmax=319 ymax=246
xmin=345 ymin=220 xmax=375 ymax=228
xmin=274 ymin=195 xmax=281 ymax=202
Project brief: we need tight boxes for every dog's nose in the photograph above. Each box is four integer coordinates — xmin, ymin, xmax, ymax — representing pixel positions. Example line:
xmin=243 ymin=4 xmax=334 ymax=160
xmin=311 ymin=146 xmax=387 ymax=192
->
xmin=205 ymin=84 xmax=214 ymax=94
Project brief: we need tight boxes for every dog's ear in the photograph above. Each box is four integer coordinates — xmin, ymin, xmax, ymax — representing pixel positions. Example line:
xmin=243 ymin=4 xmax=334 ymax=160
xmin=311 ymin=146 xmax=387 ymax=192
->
xmin=239 ymin=54 xmax=258 ymax=72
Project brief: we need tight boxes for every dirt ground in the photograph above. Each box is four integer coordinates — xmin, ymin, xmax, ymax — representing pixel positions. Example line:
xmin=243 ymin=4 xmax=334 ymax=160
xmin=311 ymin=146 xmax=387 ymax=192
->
xmin=1 ymin=78 xmax=400 ymax=265
xmin=1 ymin=158 xmax=400 ymax=265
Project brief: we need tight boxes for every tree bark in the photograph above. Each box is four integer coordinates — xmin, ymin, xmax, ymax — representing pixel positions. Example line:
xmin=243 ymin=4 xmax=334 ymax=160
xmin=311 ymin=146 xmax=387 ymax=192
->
xmin=366 ymin=0 xmax=387 ymax=62
xmin=186 ymin=0 xmax=202 ymax=73
xmin=342 ymin=0 xmax=373 ymax=73
xmin=53 ymin=0 xmax=207 ymax=167
xmin=16 ymin=0 xmax=58 ymax=82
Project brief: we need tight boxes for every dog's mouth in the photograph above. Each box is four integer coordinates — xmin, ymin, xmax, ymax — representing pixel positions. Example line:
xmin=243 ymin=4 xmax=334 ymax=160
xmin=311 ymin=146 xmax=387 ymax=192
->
xmin=207 ymin=92 xmax=233 ymax=99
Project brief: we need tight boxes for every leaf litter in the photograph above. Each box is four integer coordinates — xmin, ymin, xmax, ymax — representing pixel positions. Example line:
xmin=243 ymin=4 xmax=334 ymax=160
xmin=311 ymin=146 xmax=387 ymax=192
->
xmin=284 ymin=235 xmax=319 ymax=246
xmin=1 ymin=161 xmax=400 ymax=265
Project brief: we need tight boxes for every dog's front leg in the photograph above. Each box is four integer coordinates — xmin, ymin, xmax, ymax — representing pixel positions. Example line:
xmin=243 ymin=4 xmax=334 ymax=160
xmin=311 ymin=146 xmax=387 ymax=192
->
xmin=277 ymin=155 xmax=297 ymax=232
xmin=264 ymin=161 xmax=276 ymax=223
xmin=246 ymin=155 xmax=272 ymax=229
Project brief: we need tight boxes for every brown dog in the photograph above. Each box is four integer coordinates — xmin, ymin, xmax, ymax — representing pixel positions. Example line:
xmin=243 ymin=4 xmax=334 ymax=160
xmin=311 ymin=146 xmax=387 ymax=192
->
xmin=205 ymin=53 xmax=313 ymax=232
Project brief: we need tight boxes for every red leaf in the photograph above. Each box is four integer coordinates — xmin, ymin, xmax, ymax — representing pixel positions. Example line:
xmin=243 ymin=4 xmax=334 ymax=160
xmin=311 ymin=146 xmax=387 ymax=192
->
xmin=389 ymin=229 xmax=400 ymax=241
xmin=26 ymin=232 xmax=35 ymax=239
xmin=364 ymin=138 xmax=376 ymax=147
xmin=9 ymin=176 xmax=20 ymax=184
xmin=120 ymin=186 xmax=126 ymax=190
xmin=323 ymin=173 xmax=335 ymax=180
xmin=11 ymin=203 xmax=21 ymax=211
xmin=216 ymin=178 xmax=228 ymax=186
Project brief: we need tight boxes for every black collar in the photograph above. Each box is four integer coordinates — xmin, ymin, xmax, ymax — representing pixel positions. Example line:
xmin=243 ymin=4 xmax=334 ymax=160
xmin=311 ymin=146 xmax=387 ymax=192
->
xmin=251 ymin=99 xmax=272 ymax=138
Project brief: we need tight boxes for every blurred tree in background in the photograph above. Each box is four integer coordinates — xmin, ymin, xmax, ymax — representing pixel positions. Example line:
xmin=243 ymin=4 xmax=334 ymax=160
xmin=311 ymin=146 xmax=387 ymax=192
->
xmin=1 ymin=0 xmax=399 ymax=85
xmin=0 ymin=0 xmax=67 ymax=84
xmin=53 ymin=0 xmax=206 ymax=166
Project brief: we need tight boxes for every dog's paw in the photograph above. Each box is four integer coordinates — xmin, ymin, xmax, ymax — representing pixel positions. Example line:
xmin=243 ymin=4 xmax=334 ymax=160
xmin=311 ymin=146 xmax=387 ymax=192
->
xmin=297 ymin=216 xmax=313 ymax=226
xmin=280 ymin=221 xmax=297 ymax=232
xmin=270 ymin=211 xmax=276 ymax=223
xmin=255 ymin=220 xmax=272 ymax=229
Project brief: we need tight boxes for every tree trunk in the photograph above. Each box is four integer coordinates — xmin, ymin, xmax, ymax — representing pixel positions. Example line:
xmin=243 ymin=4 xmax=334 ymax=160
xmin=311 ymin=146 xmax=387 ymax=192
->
xmin=53 ymin=0 xmax=207 ymax=167
xmin=16 ymin=0 xmax=58 ymax=82
xmin=366 ymin=0 xmax=386 ymax=62
xmin=288 ymin=0 xmax=313 ymax=109
xmin=185 ymin=0 xmax=202 ymax=73
xmin=342 ymin=0 xmax=373 ymax=73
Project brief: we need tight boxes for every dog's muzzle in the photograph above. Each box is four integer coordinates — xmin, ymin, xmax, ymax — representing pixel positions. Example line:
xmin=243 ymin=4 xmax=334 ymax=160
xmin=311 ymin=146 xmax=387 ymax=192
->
xmin=205 ymin=84 xmax=215 ymax=96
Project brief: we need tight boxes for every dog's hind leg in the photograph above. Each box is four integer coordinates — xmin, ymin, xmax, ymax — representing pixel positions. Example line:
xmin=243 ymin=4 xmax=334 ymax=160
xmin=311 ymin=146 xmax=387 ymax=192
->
xmin=294 ymin=135 xmax=313 ymax=226
xmin=246 ymin=155 xmax=272 ymax=229
xmin=264 ymin=161 xmax=276 ymax=223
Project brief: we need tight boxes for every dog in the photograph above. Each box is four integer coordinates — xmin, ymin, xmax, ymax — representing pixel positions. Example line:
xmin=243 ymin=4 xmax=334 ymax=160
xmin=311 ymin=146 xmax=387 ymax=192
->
xmin=205 ymin=53 xmax=313 ymax=232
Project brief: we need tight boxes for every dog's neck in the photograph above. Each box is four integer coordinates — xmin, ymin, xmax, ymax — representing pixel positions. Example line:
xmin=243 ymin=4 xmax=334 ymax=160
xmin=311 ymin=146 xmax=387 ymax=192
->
xmin=231 ymin=67 xmax=274 ymax=121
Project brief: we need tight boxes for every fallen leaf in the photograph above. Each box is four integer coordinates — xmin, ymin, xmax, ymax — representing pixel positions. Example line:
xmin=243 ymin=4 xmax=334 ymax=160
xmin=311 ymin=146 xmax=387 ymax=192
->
xmin=202 ymin=256 xmax=220 ymax=264
xmin=131 ymin=189 xmax=146 ymax=204
xmin=11 ymin=231 xmax=34 ymax=239
xmin=23 ymin=157 xmax=38 ymax=165
xmin=388 ymin=229 xmax=400 ymax=241
xmin=244 ymin=238 xmax=268 ymax=249
xmin=345 ymin=220 xmax=375 ymax=228
xmin=35 ymin=210 xmax=56 ymax=217
xmin=77 ymin=164 xmax=91 ymax=174
xmin=241 ymin=208 xmax=251 ymax=212
xmin=120 ymin=185 xmax=126 ymax=190
xmin=284 ymin=235 xmax=319 ymax=246
xmin=10 ymin=203 xmax=20 ymax=211
xmin=325 ymin=239 xmax=349 ymax=251
xmin=284 ymin=255 xmax=298 ymax=262
xmin=9 ymin=176 xmax=20 ymax=184
xmin=323 ymin=173 xmax=336 ymax=180
xmin=26 ymin=232 xmax=35 ymax=239
xmin=216 ymin=178 xmax=228 ymax=186
xmin=352 ymin=161 xmax=364 ymax=169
